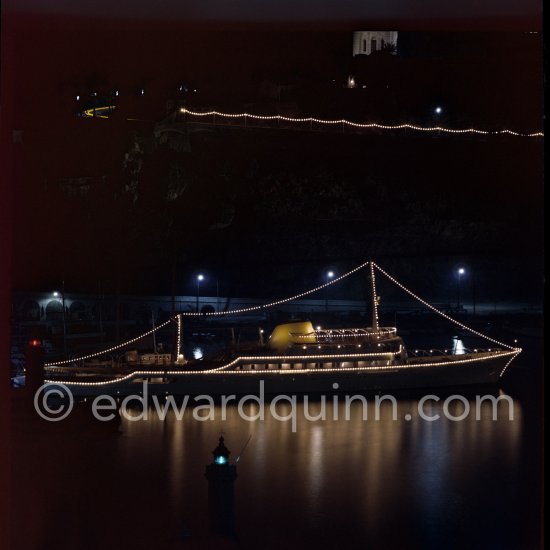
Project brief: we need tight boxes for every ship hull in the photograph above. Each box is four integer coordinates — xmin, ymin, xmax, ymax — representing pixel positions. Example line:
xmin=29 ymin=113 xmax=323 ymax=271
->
xmin=51 ymin=353 xmax=513 ymax=397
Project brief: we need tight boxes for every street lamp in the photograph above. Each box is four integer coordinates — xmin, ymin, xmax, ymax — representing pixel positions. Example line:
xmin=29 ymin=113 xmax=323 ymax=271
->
xmin=196 ymin=274 xmax=205 ymax=312
xmin=53 ymin=284 xmax=67 ymax=355
xmin=457 ymin=267 xmax=465 ymax=311
xmin=325 ymin=270 xmax=335 ymax=312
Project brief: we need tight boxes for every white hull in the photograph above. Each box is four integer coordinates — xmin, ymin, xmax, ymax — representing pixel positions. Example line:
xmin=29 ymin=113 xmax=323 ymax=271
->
xmin=47 ymin=351 xmax=516 ymax=397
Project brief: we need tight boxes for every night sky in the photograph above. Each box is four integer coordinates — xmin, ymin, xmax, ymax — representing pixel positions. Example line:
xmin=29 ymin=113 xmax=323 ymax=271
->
xmin=5 ymin=0 xmax=543 ymax=26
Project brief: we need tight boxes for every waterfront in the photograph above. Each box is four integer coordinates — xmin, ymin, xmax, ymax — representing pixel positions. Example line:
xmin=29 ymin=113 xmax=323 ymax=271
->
xmin=11 ymin=339 xmax=542 ymax=549
xmin=2 ymin=9 xmax=543 ymax=549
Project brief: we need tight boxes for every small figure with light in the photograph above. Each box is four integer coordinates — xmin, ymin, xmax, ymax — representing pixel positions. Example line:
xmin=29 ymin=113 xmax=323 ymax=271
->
xmin=205 ymin=435 xmax=238 ymax=536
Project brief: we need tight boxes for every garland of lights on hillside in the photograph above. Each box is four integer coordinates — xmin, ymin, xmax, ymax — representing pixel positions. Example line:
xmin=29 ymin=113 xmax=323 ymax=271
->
xmin=82 ymin=106 xmax=112 ymax=119
xmin=179 ymin=108 xmax=544 ymax=138
xmin=80 ymin=105 xmax=544 ymax=138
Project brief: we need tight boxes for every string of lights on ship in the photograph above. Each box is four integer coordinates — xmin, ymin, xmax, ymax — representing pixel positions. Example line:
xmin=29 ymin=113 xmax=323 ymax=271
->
xmin=44 ymin=262 xmax=522 ymax=379
xmin=45 ymin=350 xmax=519 ymax=388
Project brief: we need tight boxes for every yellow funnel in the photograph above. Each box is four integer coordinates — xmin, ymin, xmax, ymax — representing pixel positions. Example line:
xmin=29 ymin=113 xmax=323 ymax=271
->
xmin=268 ymin=321 xmax=316 ymax=352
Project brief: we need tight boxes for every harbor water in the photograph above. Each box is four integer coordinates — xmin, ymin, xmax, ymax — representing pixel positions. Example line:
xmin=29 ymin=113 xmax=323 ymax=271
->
xmin=10 ymin=338 xmax=542 ymax=549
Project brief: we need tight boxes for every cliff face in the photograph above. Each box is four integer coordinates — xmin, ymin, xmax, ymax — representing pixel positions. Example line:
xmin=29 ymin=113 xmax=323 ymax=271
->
xmin=9 ymin=25 xmax=542 ymax=299
xmin=13 ymin=115 xmax=543 ymax=301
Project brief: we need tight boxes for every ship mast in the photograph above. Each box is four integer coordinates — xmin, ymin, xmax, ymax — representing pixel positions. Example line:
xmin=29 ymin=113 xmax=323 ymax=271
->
xmin=370 ymin=261 xmax=380 ymax=332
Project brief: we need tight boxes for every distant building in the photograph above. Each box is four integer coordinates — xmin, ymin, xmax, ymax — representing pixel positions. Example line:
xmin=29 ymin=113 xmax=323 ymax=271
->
xmin=352 ymin=31 xmax=398 ymax=56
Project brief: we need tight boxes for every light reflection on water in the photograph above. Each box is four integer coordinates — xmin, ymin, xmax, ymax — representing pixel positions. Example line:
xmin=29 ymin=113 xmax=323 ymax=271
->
xmin=10 ymin=326 xmax=540 ymax=549
xmin=12 ymin=346 xmax=540 ymax=550
xmin=115 ymin=396 xmax=524 ymax=548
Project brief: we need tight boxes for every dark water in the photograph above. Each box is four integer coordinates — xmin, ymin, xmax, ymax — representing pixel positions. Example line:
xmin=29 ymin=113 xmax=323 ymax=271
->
xmin=11 ymin=339 xmax=542 ymax=550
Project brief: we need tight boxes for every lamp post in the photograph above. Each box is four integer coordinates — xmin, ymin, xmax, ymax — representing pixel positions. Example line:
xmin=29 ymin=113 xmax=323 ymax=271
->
xmin=457 ymin=267 xmax=465 ymax=311
xmin=98 ymin=281 xmax=104 ymax=346
xmin=325 ymin=270 xmax=335 ymax=312
xmin=62 ymin=281 xmax=67 ymax=356
xmin=471 ymin=271 xmax=476 ymax=316
xmin=196 ymin=274 xmax=204 ymax=313
xmin=53 ymin=284 xmax=67 ymax=356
